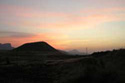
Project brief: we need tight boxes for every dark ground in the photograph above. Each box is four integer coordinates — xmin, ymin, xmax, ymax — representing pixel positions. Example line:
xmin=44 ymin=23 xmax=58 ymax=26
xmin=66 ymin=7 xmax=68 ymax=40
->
xmin=0 ymin=49 xmax=125 ymax=83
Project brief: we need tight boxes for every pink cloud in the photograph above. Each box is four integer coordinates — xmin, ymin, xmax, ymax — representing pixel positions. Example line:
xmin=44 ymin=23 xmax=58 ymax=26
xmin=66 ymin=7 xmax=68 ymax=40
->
xmin=3 ymin=12 xmax=124 ymax=30
xmin=0 ymin=4 xmax=67 ymax=18
xmin=80 ymin=7 xmax=125 ymax=15
xmin=0 ymin=4 xmax=124 ymax=30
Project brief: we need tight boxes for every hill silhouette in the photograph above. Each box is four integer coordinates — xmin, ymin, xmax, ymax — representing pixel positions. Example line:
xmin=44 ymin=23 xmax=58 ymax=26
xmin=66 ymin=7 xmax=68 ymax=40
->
xmin=13 ymin=41 xmax=58 ymax=52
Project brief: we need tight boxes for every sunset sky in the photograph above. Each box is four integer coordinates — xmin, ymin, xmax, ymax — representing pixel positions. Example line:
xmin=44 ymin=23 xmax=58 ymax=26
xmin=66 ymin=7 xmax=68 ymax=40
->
xmin=0 ymin=0 xmax=125 ymax=53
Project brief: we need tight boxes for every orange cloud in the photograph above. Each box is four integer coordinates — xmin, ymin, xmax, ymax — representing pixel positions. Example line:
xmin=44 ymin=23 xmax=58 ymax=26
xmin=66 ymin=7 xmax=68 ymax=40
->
xmin=0 ymin=32 xmax=70 ymax=50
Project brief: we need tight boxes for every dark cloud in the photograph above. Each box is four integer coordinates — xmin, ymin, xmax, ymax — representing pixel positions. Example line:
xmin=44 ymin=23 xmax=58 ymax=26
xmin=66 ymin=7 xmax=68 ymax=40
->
xmin=0 ymin=31 xmax=36 ymax=38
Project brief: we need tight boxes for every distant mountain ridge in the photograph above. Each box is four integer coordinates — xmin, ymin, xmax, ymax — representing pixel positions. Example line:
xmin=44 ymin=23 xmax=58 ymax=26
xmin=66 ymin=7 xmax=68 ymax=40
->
xmin=0 ymin=43 xmax=14 ymax=50
xmin=68 ymin=49 xmax=85 ymax=55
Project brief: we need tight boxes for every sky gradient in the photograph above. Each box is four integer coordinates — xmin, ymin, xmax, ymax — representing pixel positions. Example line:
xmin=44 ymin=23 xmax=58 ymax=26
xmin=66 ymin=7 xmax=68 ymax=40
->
xmin=0 ymin=0 xmax=125 ymax=53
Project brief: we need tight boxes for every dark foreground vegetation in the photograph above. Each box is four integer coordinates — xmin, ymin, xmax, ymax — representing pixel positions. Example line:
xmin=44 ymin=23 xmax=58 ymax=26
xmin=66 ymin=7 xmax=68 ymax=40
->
xmin=0 ymin=49 xmax=125 ymax=83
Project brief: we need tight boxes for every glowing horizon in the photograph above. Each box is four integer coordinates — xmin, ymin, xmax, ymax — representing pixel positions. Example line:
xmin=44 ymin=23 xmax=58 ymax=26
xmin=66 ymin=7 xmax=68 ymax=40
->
xmin=0 ymin=0 xmax=125 ymax=53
